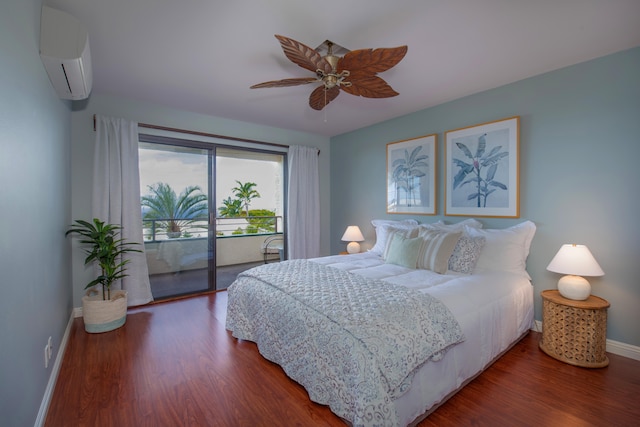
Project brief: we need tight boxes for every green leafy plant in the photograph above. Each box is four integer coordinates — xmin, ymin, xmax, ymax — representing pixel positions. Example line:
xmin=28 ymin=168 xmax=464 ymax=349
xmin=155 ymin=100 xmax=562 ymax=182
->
xmin=453 ymin=134 xmax=509 ymax=207
xmin=141 ymin=183 xmax=208 ymax=236
xmin=66 ymin=219 xmax=141 ymax=300
xmin=218 ymin=196 xmax=243 ymax=218
xmin=247 ymin=209 xmax=276 ymax=232
xmin=232 ymin=180 xmax=260 ymax=216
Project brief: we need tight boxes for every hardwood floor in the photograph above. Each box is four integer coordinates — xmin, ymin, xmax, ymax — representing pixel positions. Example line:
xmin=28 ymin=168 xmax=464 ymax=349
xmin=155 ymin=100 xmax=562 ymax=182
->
xmin=45 ymin=292 xmax=640 ymax=427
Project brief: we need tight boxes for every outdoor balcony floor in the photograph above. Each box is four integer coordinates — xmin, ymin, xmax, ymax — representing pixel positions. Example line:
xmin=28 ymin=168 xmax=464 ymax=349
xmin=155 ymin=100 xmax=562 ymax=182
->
xmin=150 ymin=261 xmax=265 ymax=300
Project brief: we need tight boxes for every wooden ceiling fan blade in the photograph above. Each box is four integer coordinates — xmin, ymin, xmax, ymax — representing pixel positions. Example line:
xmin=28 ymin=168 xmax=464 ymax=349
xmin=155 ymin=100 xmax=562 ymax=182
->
xmin=274 ymin=35 xmax=332 ymax=74
xmin=338 ymin=46 xmax=408 ymax=74
xmin=341 ymin=74 xmax=399 ymax=98
xmin=255 ymin=36 xmax=406 ymax=109
xmin=250 ymin=77 xmax=318 ymax=89
xmin=309 ymin=85 xmax=340 ymax=110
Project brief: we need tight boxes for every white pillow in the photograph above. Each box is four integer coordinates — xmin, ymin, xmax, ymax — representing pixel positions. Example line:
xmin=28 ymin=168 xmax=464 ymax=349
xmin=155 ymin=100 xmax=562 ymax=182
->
xmin=371 ymin=218 xmax=419 ymax=228
xmin=370 ymin=219 xmax=419 ymax=255
xmin=464 ymin=221 xmax=536 ymax=278
xmin=425 ymin=218 xmax=483 ymax=232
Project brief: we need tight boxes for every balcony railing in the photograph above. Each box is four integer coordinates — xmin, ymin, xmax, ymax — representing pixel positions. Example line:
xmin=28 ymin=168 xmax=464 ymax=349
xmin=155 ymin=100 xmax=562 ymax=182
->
xmin=142 ymin=216 xmax=283 ymax=242
xmin=142 ymin=216 xmax=283 ymax=274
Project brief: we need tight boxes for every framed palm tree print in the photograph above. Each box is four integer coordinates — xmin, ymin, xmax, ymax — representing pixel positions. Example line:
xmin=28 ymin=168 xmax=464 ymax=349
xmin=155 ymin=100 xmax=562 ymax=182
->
xmin=445 ymin=116 xmax=520 ymax=218
xmin=386 ymin=134 xmax=437 ymax=215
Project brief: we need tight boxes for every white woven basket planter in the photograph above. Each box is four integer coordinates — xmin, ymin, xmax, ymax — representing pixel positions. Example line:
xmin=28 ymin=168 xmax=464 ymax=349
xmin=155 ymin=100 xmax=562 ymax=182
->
xmin=82 ymin=289 xmax=128 ymax=333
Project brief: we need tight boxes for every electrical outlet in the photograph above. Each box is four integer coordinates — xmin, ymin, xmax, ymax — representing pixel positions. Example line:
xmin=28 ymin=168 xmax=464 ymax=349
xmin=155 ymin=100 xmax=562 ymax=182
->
xmin=47 ymin=336 xmax=53 ymax=359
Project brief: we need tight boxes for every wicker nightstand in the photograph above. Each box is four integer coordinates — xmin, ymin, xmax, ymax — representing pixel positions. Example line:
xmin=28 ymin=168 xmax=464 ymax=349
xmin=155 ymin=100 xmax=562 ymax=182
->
xmin=539 ymin=290 xmax=610 ymax=368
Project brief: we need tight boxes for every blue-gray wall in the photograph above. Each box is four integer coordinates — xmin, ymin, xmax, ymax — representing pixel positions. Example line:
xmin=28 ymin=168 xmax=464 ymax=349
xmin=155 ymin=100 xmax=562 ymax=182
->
xmin=331 ymin=47 xmax=640 ymax=347
xmin=0 ymin=0 xmax=73 ymax=425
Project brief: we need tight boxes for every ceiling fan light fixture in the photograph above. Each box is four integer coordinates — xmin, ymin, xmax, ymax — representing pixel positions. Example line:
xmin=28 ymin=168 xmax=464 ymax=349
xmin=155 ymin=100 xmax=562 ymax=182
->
xmin=322 ymin=40 xmax=341 ymax=71
xmin=250 ymin=35 xmax=407 ymax=111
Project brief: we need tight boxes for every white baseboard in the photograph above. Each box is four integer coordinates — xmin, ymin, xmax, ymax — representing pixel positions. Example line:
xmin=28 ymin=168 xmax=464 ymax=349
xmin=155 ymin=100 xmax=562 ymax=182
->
xmin=531 ymin=320 xmax=640 ymax=361
xmin=73 ymin=306 xmax=82 ymax=318
xmin=532 ymin=319 xmax=542 ymax=333
xmin=606 ymin=339 xmax=640 ymax=361
xmin=34 ymin=310 xmax=75 ymax=427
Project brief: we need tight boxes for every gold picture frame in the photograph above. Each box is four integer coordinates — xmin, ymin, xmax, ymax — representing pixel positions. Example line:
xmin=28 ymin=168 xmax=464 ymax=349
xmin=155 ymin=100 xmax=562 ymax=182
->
xmin=445 ymin=116 xmax=520 ymax=218
xmin=386 ymin=134 xmax=437 ymax=215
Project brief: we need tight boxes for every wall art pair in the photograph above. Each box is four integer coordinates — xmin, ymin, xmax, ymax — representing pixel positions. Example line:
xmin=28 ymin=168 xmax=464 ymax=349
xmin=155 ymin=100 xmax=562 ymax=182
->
xmin=386 ymin=116 xmax=519 ymax=218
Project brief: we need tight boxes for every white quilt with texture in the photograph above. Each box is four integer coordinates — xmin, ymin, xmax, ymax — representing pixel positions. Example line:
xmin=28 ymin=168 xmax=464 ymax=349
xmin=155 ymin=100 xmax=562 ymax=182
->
xmin=226 ymin=252 xmax=533 ymax=426
xmin=226 ymin=259 xmax=464 ymax=426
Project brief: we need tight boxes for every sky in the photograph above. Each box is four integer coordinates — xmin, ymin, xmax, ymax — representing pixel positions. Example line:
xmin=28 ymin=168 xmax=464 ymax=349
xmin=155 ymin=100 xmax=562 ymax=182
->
xmin=138 ymin=147 xmax=283 ymax=215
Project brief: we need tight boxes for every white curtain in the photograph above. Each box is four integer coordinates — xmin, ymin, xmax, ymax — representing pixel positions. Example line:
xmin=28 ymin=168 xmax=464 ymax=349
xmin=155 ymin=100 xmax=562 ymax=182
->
xmin=287 ymin=145 xmax=320 ymax=259
xmin=93 ymin=115 xmax=153 ymax=306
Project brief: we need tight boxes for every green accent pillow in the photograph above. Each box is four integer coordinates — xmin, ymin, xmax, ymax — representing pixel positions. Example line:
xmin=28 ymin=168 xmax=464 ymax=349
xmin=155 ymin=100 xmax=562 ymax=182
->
xmin=384 ymin=233 xmax=423 ymax=268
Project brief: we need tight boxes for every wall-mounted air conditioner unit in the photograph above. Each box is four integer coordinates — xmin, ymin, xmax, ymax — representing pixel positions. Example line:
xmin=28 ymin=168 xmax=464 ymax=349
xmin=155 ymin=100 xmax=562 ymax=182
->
xmin=39 ymin=5 xmax=93 ymax=100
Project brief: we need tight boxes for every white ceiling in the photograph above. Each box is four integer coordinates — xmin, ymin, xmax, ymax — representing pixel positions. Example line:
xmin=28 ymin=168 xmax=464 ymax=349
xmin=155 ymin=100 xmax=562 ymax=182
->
xmin=47 ymin=0 xmax=640 ymax=137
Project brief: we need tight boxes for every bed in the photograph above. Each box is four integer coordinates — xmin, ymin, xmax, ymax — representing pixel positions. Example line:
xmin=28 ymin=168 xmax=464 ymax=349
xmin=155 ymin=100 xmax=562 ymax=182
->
xmin=226 ymin=219 xmax=536 ymax=426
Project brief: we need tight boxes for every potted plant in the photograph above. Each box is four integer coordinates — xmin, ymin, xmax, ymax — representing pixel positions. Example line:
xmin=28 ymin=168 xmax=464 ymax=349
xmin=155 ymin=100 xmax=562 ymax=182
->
xmin=66 ymin=218 xmax=141 ymax=333
xmin=166 ymin=220 xmax=182 ymax=238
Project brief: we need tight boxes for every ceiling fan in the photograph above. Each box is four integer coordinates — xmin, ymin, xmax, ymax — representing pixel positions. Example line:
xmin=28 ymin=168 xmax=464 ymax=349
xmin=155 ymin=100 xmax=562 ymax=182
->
xmin=250 ymin=35 xmax=408 ymax=111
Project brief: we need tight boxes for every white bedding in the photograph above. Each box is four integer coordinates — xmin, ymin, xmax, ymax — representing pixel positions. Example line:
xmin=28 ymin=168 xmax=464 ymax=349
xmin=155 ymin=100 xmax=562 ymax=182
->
xmin=227 ymin=252 xmax=533 ymax=426
xmin=310 ymin=252 xmax=534 ymax=426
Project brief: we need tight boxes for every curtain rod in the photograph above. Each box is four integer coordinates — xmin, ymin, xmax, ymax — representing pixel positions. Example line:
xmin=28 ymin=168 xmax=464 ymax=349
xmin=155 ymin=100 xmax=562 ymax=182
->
xmin=92 ymin=114 xmax=314 ymax=152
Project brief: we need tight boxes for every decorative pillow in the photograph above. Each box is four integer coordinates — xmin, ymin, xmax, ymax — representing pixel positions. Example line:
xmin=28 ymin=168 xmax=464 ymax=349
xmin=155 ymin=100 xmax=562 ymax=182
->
xmin=464 ymin=221 xmax=537 ymax=278
xmin=448 ymin=235 xmax=486 ymax=274
xmin=416 ymin=229 xmax=462 ymax=274
xmin=384 ymin=233 xmax=423 ymax=268
xmin=382 ymin=227 xmax=419 ymax=259
xmin=370 ymin=219 xmax=419 ymax=255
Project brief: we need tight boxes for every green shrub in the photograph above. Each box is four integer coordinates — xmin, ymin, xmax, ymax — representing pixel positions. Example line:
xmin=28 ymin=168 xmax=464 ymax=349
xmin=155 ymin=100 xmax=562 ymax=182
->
xmin=247 ymin=209 xmax=276 ymax=232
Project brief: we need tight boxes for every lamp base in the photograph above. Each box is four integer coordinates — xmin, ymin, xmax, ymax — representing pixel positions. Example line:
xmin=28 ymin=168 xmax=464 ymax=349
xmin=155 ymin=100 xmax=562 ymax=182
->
xmin=346 ymin=242 xmax=361 ymax=254
xmin=557 ymin=275 xmax=591 ymax=300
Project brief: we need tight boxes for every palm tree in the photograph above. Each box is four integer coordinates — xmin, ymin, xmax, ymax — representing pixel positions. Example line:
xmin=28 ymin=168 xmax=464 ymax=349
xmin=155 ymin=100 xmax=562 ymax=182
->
xmin=232 ymin=180 xmax=260 ymax=216
xmin=218 ymin=196 xmax=243 ymax=218
xmin=141 ymin=183 xmax=208 ymax=237
xmin=391 ymin=146 xmax=428 ymax=206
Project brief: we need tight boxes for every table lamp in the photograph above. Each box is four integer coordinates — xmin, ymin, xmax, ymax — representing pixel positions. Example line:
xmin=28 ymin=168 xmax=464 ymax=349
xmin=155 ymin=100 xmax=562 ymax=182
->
xmin=546 ymin=244 xmax=604 ymax=300
xmin=341 ymin=225 xmax=365 ymax=254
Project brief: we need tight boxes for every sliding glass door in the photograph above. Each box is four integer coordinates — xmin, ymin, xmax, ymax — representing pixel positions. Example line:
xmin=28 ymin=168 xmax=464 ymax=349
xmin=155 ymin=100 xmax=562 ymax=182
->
xmin=139 ymin=142 xmax=211 ymax=299
xmin=215 ymin=148 xmax=285 ymax=289
xmin=138 ymin=135 xmax=285 ymax=299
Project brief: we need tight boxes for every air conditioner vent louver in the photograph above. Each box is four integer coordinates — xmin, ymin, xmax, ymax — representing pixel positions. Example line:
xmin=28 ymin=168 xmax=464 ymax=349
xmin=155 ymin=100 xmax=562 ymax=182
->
xmin=39 ymin=6 xmax=92 ymax=100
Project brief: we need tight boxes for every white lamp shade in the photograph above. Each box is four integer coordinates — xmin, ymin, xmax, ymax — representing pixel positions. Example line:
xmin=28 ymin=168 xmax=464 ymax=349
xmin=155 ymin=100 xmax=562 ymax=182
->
xmin=342 ymin=226 xmax=364 ymax=254
xmin=546 ymin=244 xmax=604 ymax=277
xmin=547 ymin=244 xmax=604 ymax=300
xmin=341 ymin=226 xmax=364 ymax=242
